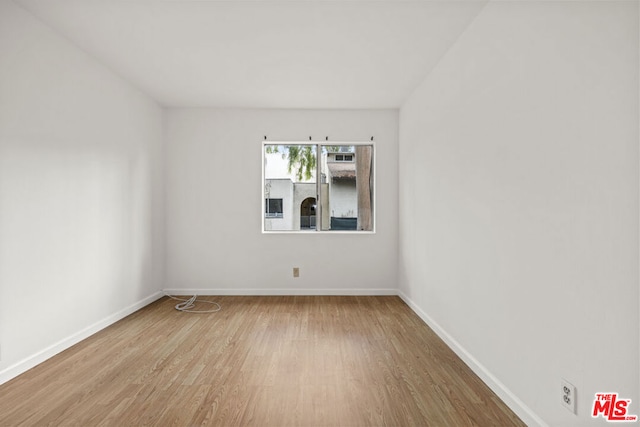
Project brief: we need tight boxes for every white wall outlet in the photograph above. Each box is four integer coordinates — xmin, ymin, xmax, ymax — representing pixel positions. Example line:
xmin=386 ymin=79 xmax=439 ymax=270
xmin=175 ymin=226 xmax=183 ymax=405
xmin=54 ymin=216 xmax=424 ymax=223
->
xmin=293 ymin=267 xmax=300 ymax=278
xmin=561 ymin=379 xmax=577 ymax=414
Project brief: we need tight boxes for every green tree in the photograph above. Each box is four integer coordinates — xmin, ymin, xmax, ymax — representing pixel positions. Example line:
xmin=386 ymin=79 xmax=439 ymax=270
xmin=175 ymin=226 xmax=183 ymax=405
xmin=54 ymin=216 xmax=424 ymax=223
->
xmin=265 ymin=145 xmax=316 ymax=181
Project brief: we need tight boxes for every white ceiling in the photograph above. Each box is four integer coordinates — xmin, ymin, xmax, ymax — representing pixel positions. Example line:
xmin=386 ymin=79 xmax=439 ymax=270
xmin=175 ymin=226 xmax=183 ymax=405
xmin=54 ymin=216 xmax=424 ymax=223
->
xmin=16 ymin=0 xmax=487 ymax=109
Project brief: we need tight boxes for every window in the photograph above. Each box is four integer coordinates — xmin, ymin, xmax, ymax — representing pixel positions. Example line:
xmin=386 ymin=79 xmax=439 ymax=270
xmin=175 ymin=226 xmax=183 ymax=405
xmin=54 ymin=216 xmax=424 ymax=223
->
xmin=265 ymin=198 xmax=283 ymax=218
xmin=263 ymin=142 xmax=374 ymax=232
xmin=333 ymin=154 xmax=353 ymax=162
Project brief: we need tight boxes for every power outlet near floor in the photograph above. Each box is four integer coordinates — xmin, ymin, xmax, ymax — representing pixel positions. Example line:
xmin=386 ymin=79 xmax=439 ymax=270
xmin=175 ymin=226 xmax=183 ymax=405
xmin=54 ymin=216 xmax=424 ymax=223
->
xmin=293 ymin=267 xmax=300 ymax=278
xmin=561 ymin=379 xmax=577 ymax=414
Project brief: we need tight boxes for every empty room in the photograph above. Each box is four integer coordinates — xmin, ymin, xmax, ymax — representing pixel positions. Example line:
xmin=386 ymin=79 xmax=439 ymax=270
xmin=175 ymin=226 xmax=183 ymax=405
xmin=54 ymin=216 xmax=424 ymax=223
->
xmin=0 ymin=0 xmax=638 ymax=426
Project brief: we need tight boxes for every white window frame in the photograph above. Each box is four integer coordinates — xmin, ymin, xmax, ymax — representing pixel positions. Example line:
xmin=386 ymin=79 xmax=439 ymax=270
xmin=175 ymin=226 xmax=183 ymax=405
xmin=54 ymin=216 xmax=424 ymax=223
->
xmin=262 ymin=141 xmax=376 ymax=234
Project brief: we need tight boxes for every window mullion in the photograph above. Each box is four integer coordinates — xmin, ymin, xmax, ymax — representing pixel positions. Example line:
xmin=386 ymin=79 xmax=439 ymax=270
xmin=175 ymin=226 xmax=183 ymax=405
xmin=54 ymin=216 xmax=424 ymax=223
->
xmin=315 ymin=143 xmax=321 ymax=231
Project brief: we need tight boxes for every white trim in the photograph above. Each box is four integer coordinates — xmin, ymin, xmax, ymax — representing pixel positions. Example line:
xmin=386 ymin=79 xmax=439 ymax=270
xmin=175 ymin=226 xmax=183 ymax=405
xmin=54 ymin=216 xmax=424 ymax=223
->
xmin=397 ymin=291 xmax=548 ymax=427
xmin=163 ymin=288 xmax=398 ymax=296
xmin=261 ymin=230 xmax=375 ymax=235
xmin=0 ymin=291 xmax=164 ymax=386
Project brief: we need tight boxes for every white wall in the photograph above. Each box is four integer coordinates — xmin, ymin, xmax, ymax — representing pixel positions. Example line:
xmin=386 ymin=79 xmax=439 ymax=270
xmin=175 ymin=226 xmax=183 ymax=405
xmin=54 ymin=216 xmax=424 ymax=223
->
xmin=0 ymin=1 xmax=164 ymax=382
xmin=165 ymin=109 xmax=398 ymax=294
xmin=399 ymin=1 xmax=638 ymax=426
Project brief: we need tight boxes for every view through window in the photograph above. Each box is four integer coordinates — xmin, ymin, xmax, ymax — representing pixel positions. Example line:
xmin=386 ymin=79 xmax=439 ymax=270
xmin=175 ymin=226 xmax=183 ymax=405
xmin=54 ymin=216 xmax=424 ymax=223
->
xmin=263 ymin=143 xmax=374 ymax=232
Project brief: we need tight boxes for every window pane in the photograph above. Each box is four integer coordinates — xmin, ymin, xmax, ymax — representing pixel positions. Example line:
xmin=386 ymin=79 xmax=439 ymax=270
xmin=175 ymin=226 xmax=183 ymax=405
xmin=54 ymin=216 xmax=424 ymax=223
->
xmin=320 ymin=145 xmax=373 ymax=231
xmin=263 ymin=143 xmax=373 ymax=232
xmin=264 ymin=144 xmax=317 ymax=231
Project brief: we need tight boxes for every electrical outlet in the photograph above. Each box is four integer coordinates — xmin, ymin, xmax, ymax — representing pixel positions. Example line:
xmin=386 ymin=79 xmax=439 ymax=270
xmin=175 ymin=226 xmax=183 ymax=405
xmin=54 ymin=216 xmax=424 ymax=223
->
xmin=293 ymin=267 xmax=299 ymax=278
xmin=561 ymin=379 xmax=577 ymax=414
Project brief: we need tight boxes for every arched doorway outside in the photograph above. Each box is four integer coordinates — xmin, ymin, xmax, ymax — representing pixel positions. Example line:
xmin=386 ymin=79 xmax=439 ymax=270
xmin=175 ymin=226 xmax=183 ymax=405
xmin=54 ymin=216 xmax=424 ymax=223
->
xmin=300 ymin=197 xmax=316 ymax=229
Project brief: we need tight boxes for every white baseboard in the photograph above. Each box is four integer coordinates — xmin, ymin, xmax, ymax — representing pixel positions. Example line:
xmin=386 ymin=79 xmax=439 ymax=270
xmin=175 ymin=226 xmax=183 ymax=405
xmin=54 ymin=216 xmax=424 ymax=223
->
xmin=0 ymin=291 xmax=164 ymax=386
xmin=397 ymin=291 xmax=547 ymax=427
xmin=162 ymin=288 xmax=399 ymax=296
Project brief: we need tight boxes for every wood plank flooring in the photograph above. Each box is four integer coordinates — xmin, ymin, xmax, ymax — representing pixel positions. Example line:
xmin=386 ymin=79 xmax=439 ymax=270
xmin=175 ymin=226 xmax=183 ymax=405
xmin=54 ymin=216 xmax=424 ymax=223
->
xmin=0 ymin=296 xmax=525 ymax=426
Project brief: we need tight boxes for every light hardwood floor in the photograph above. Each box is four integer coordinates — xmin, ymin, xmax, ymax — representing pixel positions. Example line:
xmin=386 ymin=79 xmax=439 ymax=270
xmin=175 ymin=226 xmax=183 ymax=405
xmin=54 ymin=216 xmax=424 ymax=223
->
xmin=0 ymin=296 xmax=525 ymax=426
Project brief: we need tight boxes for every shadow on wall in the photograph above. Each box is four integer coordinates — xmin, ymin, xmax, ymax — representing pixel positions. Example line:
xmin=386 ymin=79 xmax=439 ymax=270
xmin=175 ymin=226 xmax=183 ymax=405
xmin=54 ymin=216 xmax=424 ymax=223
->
xmin=0 ymin=142 xmax=154 ymax=368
